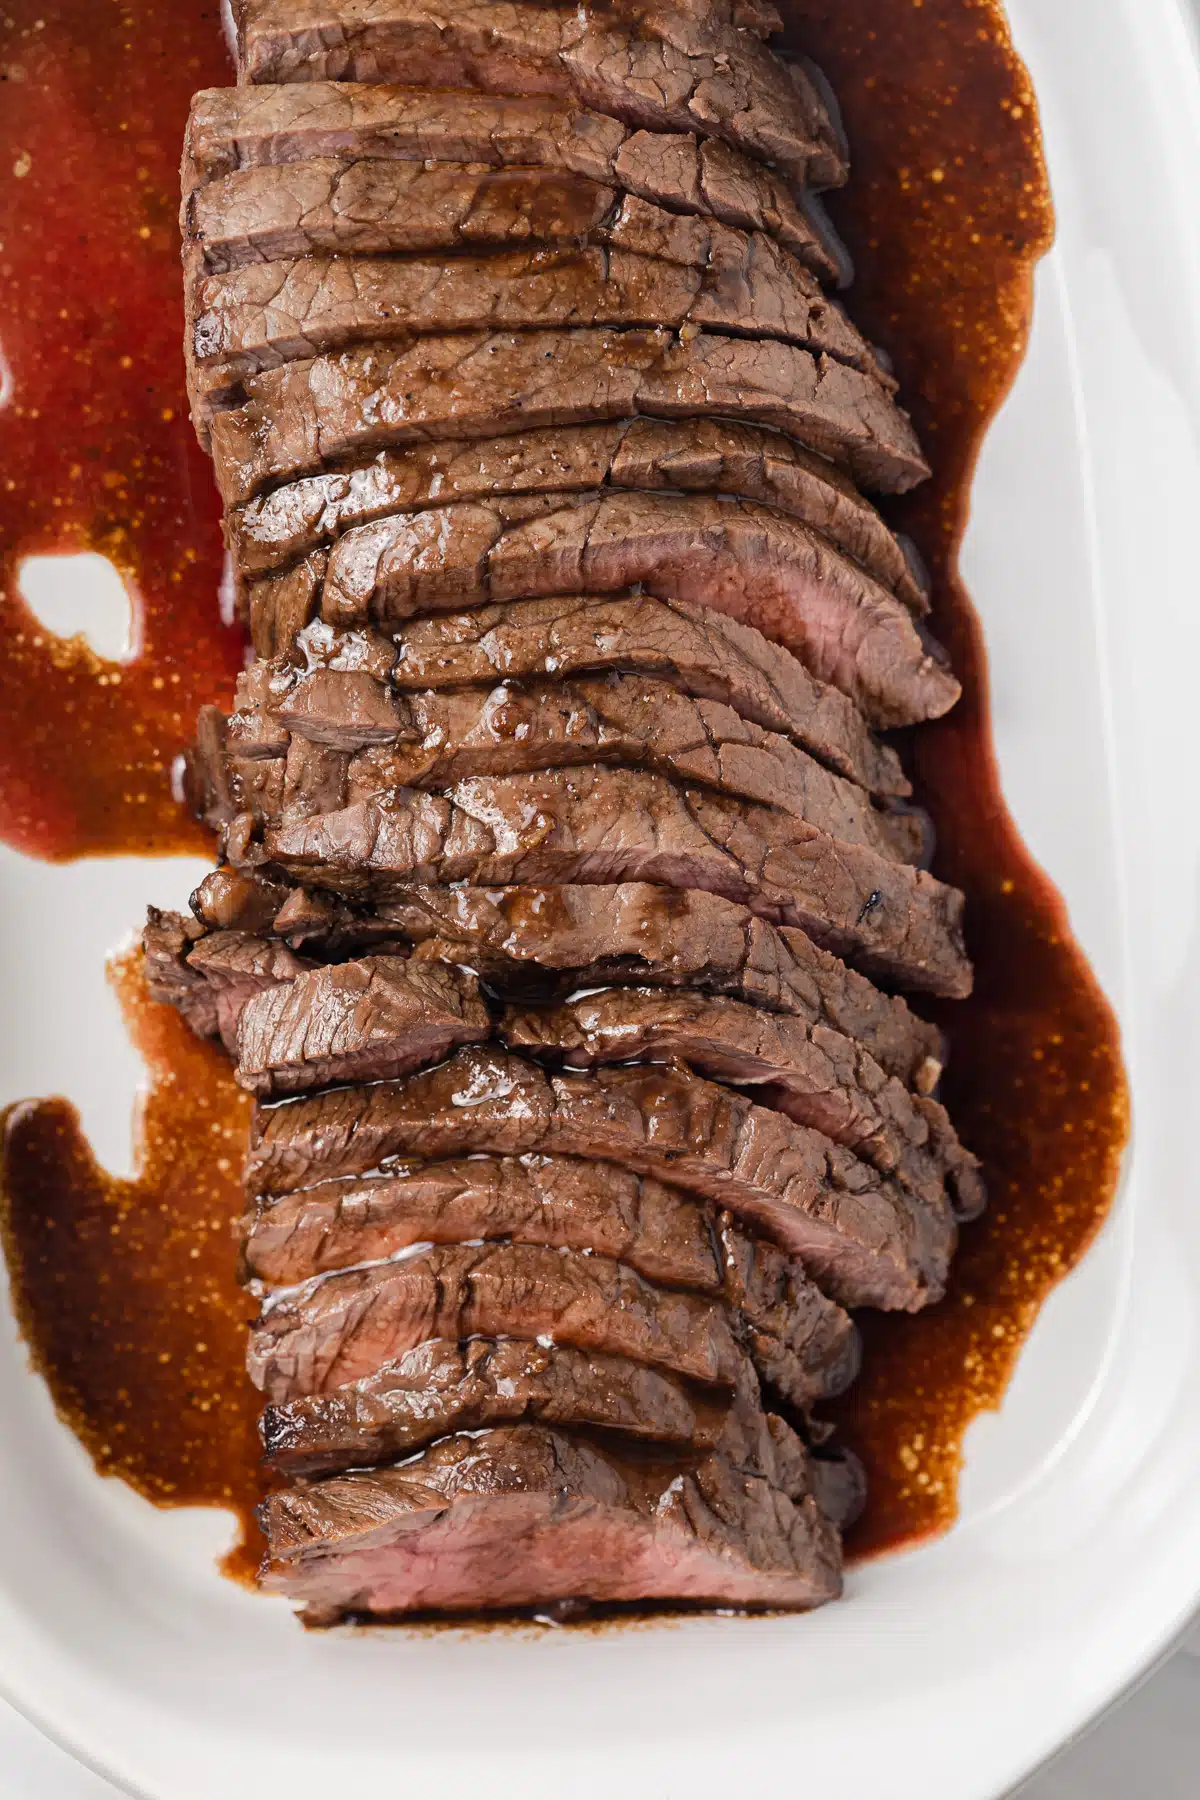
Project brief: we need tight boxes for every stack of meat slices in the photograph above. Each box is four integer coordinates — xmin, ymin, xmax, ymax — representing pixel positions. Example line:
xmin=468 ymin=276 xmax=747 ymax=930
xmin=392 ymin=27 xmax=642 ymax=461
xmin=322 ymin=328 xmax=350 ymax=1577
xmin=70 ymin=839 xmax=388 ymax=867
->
xmin=144 ymin=0 xmax=983 ymax=1624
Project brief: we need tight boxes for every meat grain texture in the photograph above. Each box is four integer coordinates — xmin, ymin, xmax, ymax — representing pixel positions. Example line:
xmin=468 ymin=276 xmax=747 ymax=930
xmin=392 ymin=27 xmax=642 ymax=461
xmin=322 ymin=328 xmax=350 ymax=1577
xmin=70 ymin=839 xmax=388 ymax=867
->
xmin=144 ymin=0 xmax=978 ymax=1622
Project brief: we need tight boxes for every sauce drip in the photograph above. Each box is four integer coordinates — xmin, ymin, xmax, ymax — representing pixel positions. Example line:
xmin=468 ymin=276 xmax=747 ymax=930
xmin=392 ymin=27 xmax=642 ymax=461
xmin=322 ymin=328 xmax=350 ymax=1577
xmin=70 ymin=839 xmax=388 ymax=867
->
xmin=0 ymin=0 xmax=1129 ymax=1572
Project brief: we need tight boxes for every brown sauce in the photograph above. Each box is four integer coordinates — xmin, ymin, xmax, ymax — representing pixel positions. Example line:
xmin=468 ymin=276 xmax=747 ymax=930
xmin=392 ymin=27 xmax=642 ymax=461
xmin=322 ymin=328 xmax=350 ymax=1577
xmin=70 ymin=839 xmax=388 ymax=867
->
xmin=783 ymin=2 xmax=1129 ymax=1555
xmin=0 ymin=0 xmax=1129 ymax=1575
xmin=0 ymin=952 xmax=269 ymax=1578
xmin=0 ymin=1 xmax=238 ymax=859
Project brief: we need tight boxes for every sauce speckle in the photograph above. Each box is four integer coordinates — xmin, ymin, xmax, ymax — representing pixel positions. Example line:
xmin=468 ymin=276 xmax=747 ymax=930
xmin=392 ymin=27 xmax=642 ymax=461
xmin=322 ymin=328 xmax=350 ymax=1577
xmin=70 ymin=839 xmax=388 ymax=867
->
xmin=0 ymin=0 xmax=1129 ymax=1573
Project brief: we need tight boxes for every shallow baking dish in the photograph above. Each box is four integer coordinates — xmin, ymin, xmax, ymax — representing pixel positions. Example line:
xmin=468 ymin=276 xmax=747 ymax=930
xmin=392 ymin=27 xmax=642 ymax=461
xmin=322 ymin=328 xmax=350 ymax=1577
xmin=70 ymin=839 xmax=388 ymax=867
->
xmin=1 ymin=0 xmax=1199 ymax=1793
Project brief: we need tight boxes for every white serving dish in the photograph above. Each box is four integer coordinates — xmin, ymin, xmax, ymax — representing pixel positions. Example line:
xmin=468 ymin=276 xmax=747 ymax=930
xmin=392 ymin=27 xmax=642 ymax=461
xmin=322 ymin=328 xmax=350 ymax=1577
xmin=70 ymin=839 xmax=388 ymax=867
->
xmin=3 ymin=0 xmax=1200 ymax=1793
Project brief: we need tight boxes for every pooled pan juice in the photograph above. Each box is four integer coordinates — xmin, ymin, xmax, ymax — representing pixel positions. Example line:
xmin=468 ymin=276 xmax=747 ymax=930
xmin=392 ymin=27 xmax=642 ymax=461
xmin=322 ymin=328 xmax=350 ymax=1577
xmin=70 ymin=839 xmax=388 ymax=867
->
xmin=0 ymin=0 xmax=1127 ymax=1606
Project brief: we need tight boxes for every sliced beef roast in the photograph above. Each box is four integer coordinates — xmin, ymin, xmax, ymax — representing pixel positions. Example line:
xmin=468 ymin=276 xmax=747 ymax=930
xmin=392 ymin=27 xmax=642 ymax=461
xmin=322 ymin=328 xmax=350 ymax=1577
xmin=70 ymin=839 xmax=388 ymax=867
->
xmin=154 ymin=11 xmax=983 ymax=1622
xmin=609 ymin=418 xmax=927 ymax=611
xmin=228 ymin=418 xmax=926 ymax=616
xmin=251 ymin=1240 xmax=846 ymax=1416
xmin=232 ymin=0 xmax=847 ymax=190
xmin=379 ymin=884 xmax=947 ymax=1087
xmin=222 ymin=670 xmax=925 ymax=863
xmin=311 ymin=491 xmax=954 ymax=726
xmin=188 ymin=160 xmax=618 ymax=275
xmin=160 ymin=927 xmax=312 ymax=1050
xmin=190 ymin=238 xmax=883 ymax=410
xmin=260 ymin=766 xmax=971 ymax=996
xmin=187 ymin=164 xmax=835 ymax=299
xmin=260 ymin=1337 xmax=733 ymax=1475
xmin=184 ymin=83 xmax=836 ymax=275
xmin=244 ymin=552 xmax=329 ymax=661
xmin=325 ymin=591 xmax=912 ymax=798
xmin=143 ymin=907 xmax=219 ymax=1038
xmin=247 ymin=1239 xmax=747 ymax=1402
xmin=500 ymin=987 xmax=983 ymax=1217
xmin=244 ymin=1047 xmax=957 ymax=1309
xmin=258 ymin=1416 xmax=845 ymax=1621
xmin=240 ymin=567 xmax=925 ymax=791
xmin=718 ymin=1211 xmax=864 ymax=1403
xmin=233 ymin=953 xmax=489 ymax=1095
xmin=209 ymin=952 xmax=975 ymax=1217
xmin=157 ymin=880 xmax=946 ymax=1090
xmin=240 ymin=1155 xmax=860 ymax=1402
xmin=209 ymin=331 xmax=928 ymax=506
xmin=240 ymin=1154 xmax=729 ymax=1289
xmin=262 ymin=1223 xmax=860 ymax=1474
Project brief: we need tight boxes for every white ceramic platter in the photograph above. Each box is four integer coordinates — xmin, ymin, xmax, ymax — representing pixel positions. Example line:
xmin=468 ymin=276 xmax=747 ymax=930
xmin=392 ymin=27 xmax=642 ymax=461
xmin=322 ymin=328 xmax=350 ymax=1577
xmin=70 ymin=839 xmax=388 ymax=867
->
xmin=3 ymin=0 xmax=1200 ymax=1793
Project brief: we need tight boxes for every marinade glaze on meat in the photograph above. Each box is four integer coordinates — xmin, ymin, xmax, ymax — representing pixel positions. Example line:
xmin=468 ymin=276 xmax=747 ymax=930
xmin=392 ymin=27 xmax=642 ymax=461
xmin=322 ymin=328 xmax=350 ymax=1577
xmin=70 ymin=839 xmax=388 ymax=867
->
xmin=0 ymin=0 xmax=1127 ymax=1602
